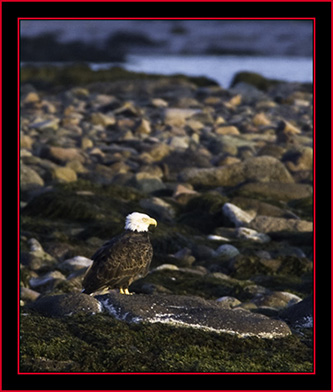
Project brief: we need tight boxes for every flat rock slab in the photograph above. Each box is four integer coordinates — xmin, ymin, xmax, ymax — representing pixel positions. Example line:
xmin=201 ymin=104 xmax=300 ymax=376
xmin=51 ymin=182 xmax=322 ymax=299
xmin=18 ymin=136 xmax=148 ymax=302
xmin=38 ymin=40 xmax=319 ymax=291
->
xmin=97 ymin=292 xmax=291 ymax=339
xmin=279 ymin=295 xmax=313 ymax=328
xmin=27 ymin=293 xmax=103 ymax=317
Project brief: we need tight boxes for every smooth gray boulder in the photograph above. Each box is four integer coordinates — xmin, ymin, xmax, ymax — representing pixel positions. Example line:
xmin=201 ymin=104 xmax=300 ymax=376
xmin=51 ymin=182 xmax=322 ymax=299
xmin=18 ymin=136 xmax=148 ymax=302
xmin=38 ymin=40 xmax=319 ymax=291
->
xmin=179 ymin=156 xmax=294 ymax=187
xmin=98 ymin=292 xmax=291 ymax=339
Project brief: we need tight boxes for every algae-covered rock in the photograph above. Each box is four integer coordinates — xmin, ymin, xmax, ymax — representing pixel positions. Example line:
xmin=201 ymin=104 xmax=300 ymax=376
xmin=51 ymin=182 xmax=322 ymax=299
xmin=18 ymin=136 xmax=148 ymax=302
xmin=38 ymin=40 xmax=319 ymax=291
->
xmin=236 ymin=182 xmax=313 ymax=202
xmin=27 ymin=293 xmax=102 ymax=317
xmin=231 ymin=71 xmax=281 ymax=91
xmin=98 ymin=292 xmax=291 ymax=338
xmin=20 ymin=163 xmax=45 ymax=192
xmin=179 ymin=156 xmax=293 ymax=188
xmin=279 ymin=294 xmax=313 ymax=328
xmin=250 ymin=215 xmax=313 ymax=233
xmin=21 ymin=238 xmax=57 ymax=270
xmin=20 ymin=310 xmax=313 ymax=373
xmin=179 ymin=192 xmax=227 ymax=233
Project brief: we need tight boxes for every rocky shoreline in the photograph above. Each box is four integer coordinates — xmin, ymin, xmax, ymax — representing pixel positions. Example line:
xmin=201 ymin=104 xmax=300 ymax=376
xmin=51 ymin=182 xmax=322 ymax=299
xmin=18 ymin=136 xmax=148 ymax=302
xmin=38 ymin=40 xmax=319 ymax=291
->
xmin=20 ymin=67 xmax=313 ymax=372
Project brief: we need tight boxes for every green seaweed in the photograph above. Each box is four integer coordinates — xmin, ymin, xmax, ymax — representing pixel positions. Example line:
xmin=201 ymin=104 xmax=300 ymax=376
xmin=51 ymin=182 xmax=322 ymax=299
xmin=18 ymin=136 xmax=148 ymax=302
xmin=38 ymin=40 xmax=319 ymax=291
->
xmin=20 ymin=64 xmax=218 ymax=91
xmin=20 ymin=312 xmax=313 ymax=373
xmin=179 ymin=192 xmax=228 ymax=233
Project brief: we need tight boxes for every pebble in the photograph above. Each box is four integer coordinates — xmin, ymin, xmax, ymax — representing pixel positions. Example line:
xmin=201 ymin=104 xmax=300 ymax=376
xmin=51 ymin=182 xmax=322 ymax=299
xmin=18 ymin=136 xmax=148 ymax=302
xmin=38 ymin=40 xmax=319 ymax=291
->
xmin=43 ymin=146 xmax=85 ymax=164
xmin=52 ymin=167 xmax=78 ymax=183
xmin=133 ymin=172 xmax=166 ymax=193
xmin=250 ymin=215 xmax=313 ymax=233
xmin=164 ymin=108 xmax=199 ymax=127
xmin=134 ymin=118 xmax=152 ymax=135
xmin=279 ymin=295 xmax=313 ymax=328
xmin=215 ymin=125 xmax=240 ymax=135
xmin=216 ymin=296 xmax=242 ymax=308
xmin=215 ymin=244 xmax=240 ymax=260
xmin=20 ymin=164 xmax=45 ymax=192
xmin=58 ymin=256 xmax=93 ymax=273
xmin=20 ymin=286 xmax=41 ymax=302
xmin=236 ymin=227 xmax=271 ymax=243
xmin=179 ymin=156 xmax=294 ymax=187
xmin=20 ymin=74 xmax=313 ymax=346
xmin=22 ymin=238 xmax=57 ymax=270
xmin=29 ymin=270 xmax=66 ymax=289
xmin=222 ymin=202 xmax=255 ymax=227
xmin=237 ymin=182 xmax=312 ymax=202
xmin=252 ymin=290 xmax=302 ymax=310
xmin=139 ymin=197 xmax=176 ymax=221
xmin=28 ymin=293 xmax=103 ymax=317
xmin=90 ymin=112 xmax=116 ymax=127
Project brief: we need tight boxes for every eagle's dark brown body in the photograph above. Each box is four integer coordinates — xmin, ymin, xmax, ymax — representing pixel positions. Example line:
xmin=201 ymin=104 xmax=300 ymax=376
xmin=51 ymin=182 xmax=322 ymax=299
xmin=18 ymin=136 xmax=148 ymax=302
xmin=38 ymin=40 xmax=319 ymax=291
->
xmin=82 ymin=230 xmax=153 ymax=295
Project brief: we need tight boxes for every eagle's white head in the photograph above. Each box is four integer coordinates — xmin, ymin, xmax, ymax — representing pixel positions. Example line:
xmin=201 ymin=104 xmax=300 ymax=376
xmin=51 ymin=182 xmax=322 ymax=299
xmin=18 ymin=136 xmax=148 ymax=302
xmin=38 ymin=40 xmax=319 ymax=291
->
xmin=125 ymin=212 xmax=157 ymax=232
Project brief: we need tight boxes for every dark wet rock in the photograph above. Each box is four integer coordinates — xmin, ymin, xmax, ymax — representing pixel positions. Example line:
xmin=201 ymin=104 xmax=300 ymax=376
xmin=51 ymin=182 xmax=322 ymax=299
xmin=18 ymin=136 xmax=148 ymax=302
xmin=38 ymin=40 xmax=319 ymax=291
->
xmin=20 ymin=286 xmax=41 ymax=303
xmin=132 ymin=265 xmax=251 ymax=300
xmin=21 ymin=238 xmax=57 ymax=270
xmin=139 ymin=197 xmax=176 ymax=223
xmin=279 ymin=294 xmax=313 ymax=328
xmin=171 ymin=247 xmax=196 ymax=267
xmin=179 ymin=192 xmax=227 ymax=233
xmin=282 ymin=146 xmax=313 ymax=172
xmin=164 ymin=107 xmax=199 ymax=127
xmin=29 ymin=270 xmax=66 ymax=291
xmin=228 ymin=255 xmax=278 ymax=279
xmin=230 ymin=253 xmax=312 ymax=278
xmin=162 ymin=148 xmax=212 ymax=181
xmin=230 ymin=196 xmax=298 ymax=219
xmin=236 ymin=182 xmax=313 ymax=202
xmin=58 ymin=256 xmax=92 ymax=273
xmin=27 ymin=293 xmax=102 ymax=317
xmin=230 ymin=71 xmax=281 ymax=92
xmin=98 ymin=292 xmax=291 ymax=338
xmin=214 ymin=244 xmax=240 ymax=260
xmin=222 ymin=202 xmax=255 ymax=227
xmin=22 ymin=189 xmax=101 ymax=221
xmin=51 ymin=166 xmax=78 ymax=183
xmin=250 ymin=215 xmax=312 ymax=234
xmin=179 ymin=156 xmax=293 ymax=187
xmin=20 ymin=163 xmax=45 ymax=193
xmin=251 ymin=290 xmax=302 ymax=310
xmin=235 ymin=227 xmax=271 ymax=244
xmin=40 ymin=146 xmax=85 ymax=165
xmin=132 ymin=172 xmax=166 ymax=193
xmin=216 ymin=296 xmax=242 ymax=308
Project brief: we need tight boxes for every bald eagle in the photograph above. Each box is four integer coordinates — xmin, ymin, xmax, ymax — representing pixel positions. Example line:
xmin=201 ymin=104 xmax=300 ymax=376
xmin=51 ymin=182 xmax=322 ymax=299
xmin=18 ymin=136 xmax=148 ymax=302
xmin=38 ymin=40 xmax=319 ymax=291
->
xmin=82 ymin=212 xmax=157 ymax=295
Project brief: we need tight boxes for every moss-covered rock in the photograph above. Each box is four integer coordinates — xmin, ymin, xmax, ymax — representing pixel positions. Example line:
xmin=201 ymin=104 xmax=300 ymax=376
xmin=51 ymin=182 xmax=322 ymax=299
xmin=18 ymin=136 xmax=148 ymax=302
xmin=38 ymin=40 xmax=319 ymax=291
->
xmin=20 ymin=311 xmax=313 ymax=373
xmin=178 ymin=192 xmax=227 ymax=233
xmin=21 ymin=64 xmax=218 ymax=91
xmin=230 ymin=71 xmax=281 ymax=91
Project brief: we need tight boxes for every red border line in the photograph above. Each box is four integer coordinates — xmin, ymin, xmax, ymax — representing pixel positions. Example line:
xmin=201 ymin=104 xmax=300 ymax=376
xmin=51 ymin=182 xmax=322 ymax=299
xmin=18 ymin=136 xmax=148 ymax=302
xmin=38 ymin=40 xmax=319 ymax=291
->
xmin=16 ymin=16 xmax=316 ymax=377
xmin=4 ymin=0 xmax=332 ymax=2
xmin=312 ymin=16 xmax=316 ymax=376
xmin=17 ymin=17 xmax=21 ymax=377
xmin=18 ymin=16 xmax=316 ymax=19
xmin=0 ymin=0 xmax=2 ymax=388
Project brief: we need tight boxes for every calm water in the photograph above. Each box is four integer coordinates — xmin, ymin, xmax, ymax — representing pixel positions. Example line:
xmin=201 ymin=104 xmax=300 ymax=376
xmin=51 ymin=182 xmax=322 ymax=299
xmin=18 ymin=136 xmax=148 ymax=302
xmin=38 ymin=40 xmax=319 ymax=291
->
xmin=91 ymin=54 xmax=313 ymax=88
xmin=124 ymin=54 xmax=313 ymax=88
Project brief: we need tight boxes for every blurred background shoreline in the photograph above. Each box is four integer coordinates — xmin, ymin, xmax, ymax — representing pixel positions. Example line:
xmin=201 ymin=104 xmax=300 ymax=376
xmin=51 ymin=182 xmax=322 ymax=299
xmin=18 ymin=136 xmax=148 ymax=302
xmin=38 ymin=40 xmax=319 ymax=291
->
xmin=20 ymin=19 xmax=313 ymax=88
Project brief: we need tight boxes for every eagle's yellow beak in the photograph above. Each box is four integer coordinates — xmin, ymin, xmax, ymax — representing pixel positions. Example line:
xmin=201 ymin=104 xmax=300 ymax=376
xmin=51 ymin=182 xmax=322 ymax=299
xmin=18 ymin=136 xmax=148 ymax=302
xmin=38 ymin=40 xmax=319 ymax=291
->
xmin=148 ymin=218 xmax=157 ymax=227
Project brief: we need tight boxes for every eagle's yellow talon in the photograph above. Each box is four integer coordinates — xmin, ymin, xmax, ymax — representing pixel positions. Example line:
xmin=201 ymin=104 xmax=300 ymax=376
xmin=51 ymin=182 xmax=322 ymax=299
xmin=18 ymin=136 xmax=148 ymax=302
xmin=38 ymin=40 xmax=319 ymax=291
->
xmin=119 ymin=288 xmax=133 ymax=295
